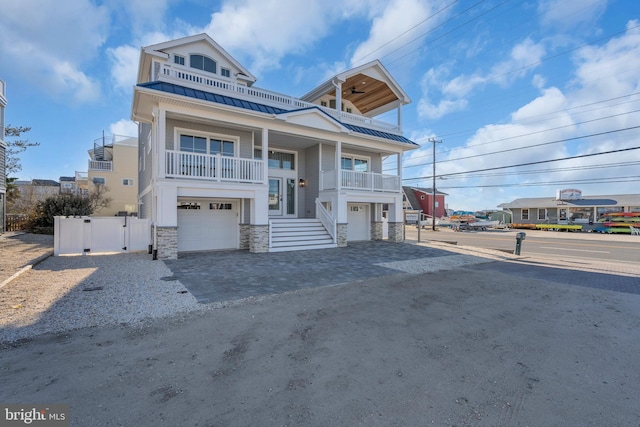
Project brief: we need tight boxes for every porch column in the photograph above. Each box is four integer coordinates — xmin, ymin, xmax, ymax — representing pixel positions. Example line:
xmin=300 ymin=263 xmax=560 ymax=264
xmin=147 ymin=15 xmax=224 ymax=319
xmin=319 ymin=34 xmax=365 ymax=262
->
xmin=335 ymin=140 xmax=342 ymax=190
xmin=397 ymin=104 xmax=402 ymax=130
xmin=251 ymin=128 xmax=270 ymax=253
xmin=156 ymin=108 xmax=166 ymax=179
xmin=387 ymin=193 xmax=404 ymax=243
xmin=334 ymin=78 xmax=343 ymax=121
xmin=262 ymin=127 xmax=269 ymax=184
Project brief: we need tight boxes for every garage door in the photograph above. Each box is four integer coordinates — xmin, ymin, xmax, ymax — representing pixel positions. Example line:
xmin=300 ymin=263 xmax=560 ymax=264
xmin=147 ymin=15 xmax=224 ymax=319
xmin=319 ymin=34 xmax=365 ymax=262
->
xmin=177 ymin=200 xmax=238 ymax=252
xmin=347 ymin=203 xmax=370 ymax=241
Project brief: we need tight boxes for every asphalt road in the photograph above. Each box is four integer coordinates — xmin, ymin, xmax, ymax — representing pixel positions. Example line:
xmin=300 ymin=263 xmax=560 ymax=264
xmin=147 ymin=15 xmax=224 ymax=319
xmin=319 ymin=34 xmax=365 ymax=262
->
xmin=2 ymin=260 xmax=640 ymax=426
xmin=409 ymin=228 xmax=640 ymax=263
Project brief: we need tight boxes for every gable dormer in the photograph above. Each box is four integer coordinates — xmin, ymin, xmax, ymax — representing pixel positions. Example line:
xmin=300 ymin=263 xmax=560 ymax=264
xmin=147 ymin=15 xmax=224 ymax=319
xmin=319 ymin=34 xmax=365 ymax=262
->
xmin=300 ymin=60 xmax=410 ymax=118
xmin=136 ymin=33 xmax=256 ymax=87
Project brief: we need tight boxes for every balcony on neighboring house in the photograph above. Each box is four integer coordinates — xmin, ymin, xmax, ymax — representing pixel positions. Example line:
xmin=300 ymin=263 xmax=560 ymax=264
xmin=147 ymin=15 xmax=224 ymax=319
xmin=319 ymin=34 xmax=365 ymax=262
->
xmin=153 ymin=63 xmax=402 ymax=135
xmin=88 ymin=160 xmax=113 ymax=171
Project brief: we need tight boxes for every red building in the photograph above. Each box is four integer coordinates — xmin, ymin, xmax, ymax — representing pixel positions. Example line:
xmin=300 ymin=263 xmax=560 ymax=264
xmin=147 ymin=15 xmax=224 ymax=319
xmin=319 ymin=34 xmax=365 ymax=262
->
xmin=402 ymin=186 xmax=448 ymax=218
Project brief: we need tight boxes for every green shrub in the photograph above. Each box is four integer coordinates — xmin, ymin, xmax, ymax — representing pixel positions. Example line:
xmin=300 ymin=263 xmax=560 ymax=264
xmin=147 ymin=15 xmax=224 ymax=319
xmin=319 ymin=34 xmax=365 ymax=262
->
xmin=30 ymin=193 xmax=94 ymax=228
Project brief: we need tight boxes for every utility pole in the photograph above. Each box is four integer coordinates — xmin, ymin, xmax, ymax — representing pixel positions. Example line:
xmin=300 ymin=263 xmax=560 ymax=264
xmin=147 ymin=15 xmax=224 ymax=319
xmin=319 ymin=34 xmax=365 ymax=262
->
xmin=428 ymin=137 xmax=442 ymax=231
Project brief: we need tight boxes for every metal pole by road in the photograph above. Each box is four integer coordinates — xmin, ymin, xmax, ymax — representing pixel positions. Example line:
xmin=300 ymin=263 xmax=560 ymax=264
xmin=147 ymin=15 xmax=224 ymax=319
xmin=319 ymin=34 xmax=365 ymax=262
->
xmin=428 ymin=137 xmax=442 ymax=231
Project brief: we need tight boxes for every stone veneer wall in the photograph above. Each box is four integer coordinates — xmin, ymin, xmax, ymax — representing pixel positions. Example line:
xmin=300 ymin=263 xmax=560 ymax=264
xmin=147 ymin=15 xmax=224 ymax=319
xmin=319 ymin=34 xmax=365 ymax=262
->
xmin=371 ymin=221 xmax=383 ymax=240
xmin=239 ymin=224 xmax=250 ymax=250
xmin=156 ymin=226 xmax=178 ymax=260
xmin=387 ymin=222 xmax=404 ymax=243
xmin=250 ymin=224 xmax=269 ymax=253
xmin=337 ymin=223 xmax=348 ymax=247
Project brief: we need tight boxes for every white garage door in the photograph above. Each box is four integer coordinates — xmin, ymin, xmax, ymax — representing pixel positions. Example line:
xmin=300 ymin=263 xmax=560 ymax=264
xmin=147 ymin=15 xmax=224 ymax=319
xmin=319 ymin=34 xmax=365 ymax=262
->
xmin=347 ymin=203 xmax=370 ymax=241
xmin=177 ymin=200 xmax=238 ymax=252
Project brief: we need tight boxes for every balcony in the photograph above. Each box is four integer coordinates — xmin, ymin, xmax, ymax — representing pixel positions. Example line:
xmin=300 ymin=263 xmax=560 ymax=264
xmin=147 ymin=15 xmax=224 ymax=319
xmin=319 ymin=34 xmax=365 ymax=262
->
xmin=165 ymin=150 xmax=263 ymax=183
xmin=154 ymin=63 xmax=401 ymax=134
xmin=88 ymin=160 xmax=113 ymax=171
xmin=320 ymin=170 xmax=401 ymax=193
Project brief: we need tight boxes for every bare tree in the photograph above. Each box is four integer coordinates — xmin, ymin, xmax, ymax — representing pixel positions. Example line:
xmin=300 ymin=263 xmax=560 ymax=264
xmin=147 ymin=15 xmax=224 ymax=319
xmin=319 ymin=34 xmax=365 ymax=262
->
xmin=88 ymin=182 xmax=112 ymax=214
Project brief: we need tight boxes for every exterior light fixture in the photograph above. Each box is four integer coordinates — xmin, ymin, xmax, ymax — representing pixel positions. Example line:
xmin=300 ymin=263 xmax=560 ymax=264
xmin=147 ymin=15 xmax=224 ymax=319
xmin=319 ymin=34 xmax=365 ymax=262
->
xmin=298 ymin=178 xmax=306 ymax=188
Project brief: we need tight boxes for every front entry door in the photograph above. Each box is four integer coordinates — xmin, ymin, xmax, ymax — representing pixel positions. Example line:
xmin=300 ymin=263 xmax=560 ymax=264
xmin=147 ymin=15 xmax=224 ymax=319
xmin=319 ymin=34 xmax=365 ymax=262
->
xmin=269 ymin=178 xmax=282 ymax=216
xmin=269 ymin=177 xmax=296 ymax=217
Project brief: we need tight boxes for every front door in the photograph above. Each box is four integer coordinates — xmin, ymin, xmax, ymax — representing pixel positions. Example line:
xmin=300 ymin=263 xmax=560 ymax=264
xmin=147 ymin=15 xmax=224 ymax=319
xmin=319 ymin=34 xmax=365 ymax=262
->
xmin=269 ymin=178 xmax=283 ymax=216
xmin=269 ymin=177 xmax=296 ymax=217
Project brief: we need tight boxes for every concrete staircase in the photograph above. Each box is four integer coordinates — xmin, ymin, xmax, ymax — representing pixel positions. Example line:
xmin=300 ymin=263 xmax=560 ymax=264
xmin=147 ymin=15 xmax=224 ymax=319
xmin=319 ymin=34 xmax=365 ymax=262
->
xmin=269 ymin=218 xmax=337 ymax=252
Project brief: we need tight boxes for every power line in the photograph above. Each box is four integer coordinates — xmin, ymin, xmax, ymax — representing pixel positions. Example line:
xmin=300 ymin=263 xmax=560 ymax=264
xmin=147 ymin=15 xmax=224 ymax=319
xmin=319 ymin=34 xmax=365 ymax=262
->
xmin=397 ymin=125 xmax=640 ymax=174
xmin=403 ymin=145 xmax=640 ymax=181
xmin=438 ymin=176 xmax=640 ymax=190
xmin=351 ymin=0 xmax=461 ymax=65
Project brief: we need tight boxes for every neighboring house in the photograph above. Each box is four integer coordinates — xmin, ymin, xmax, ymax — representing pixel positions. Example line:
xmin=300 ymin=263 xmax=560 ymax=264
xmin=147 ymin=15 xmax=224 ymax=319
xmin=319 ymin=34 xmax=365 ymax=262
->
xmin=0 ymin=79 xmax=6 ymax=232
xmin=402 ymin=186 xmax=448 ymax=218
xmin=87 ymin=135 xmax=138 ymax=216
xmin=498 ymin=190 xmax=640 ymax=224
xmin=14 ymin=179 xmax=60 ymax=205
xmin=60 ymin=173 xmax=89 ymax=196
xmin=132 ymin=33 xmax=417 ymax=259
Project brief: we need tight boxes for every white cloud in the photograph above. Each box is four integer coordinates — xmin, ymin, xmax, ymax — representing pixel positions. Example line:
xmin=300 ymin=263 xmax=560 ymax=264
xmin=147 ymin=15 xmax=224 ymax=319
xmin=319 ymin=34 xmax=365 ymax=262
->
xmin=0 ymin=0 xmax=109 ymax=103
xmin=110 ymin=119 xmax=138 ymax=137
xmin=410 ymin=21 xmax=640 ymax=210
xmin=539 ymin=0 xmax=608 ymax=30
xmin=108 ymin=45 xmax=141 ymax=93
xmin=417 ymin=38 xmax=547 ymax=120
xmin=348 ymin=0 xmax=451 ymax=68
xmin=202 ymin=0 xmax=371 ymax=73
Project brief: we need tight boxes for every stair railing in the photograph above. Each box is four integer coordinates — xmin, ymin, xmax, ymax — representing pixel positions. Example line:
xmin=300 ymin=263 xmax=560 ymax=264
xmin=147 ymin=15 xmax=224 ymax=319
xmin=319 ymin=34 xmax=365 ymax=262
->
xmin=315 ymin=199 xmax=336 ymax=242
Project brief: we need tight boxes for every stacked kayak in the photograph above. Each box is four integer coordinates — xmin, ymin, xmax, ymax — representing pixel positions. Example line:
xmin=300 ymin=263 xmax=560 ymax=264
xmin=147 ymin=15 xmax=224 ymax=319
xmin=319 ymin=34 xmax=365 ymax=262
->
xmin=595 ymin=212 xmax=640 ymax=234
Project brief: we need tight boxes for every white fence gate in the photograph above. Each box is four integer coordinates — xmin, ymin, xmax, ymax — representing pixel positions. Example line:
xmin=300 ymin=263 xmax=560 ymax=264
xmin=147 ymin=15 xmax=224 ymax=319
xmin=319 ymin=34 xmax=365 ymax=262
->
xmin=54 ymin=216 xmax=150 ymax=256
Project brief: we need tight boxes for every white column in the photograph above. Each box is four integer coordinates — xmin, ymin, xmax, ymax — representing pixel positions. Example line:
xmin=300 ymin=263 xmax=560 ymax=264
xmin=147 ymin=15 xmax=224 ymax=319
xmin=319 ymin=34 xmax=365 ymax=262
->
xmin=335 ymin=79 xmax=343 ymax=121
xmin=156 ymin=108 xmax=166 ymax=179
xmin=262 ymin=127 xmax=269 ymax=184
xmin=397 ymin=104 xmax=402 ymax=130
xmin=335 ymin=140 xmax=342 ymax=190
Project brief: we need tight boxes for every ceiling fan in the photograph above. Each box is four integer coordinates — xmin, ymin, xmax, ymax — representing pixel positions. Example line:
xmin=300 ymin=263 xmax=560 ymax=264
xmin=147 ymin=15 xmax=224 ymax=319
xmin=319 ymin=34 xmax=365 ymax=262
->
xmin=350 ymin=86 xmax=365 ymax=94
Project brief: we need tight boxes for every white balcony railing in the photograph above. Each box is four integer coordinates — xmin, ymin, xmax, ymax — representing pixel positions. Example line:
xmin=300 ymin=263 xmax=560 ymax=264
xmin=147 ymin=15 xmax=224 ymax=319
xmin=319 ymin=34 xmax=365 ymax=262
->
xmin=88 ymin=160 xmax=113 ymax=171
xmin=165 ymin=150 xmax=263 ymax=183
xmin=155 ymin=63 xmax=401 ymax=134
xmin=320 ymin=170 xmax=401 ymax=192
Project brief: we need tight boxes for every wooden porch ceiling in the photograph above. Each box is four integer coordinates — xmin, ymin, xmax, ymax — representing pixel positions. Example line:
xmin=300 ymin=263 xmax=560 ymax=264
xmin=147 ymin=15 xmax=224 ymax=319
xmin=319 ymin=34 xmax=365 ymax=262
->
xmin=330 ymin=73 xmax=399 ymax=115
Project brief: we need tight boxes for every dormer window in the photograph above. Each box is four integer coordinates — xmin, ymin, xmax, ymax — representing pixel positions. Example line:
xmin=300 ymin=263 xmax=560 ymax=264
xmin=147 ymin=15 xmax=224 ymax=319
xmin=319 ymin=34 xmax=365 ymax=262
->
xmin=174 ymin=55 xmax=185 ymax=65
xmin=190 ymin=54 xmax=216 ymax=74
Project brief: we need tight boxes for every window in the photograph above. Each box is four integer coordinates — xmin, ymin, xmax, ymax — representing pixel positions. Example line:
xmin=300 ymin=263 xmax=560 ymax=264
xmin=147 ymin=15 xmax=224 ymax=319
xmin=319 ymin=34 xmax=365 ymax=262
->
xmin=210 ymin=139 xmax=235 ymax=156
xmin=538 ymin=208 xmax=547 ymax=220
xmin=179 ymin=133 xmax=235 ymax=156
xmin=180 ymin=135 xmax=207 ymax=154
xmin=190 ymin=54 xmax=216 ymax=74
xmin=178 ymin=202 xmax=200 ymax=209
xmin=122 ymin=179 xmax=134 ymax=186
xmin=320 ymin=101 xmax=327 ymax=107
xmin=254 ymin=149 xmax=295 ymax=170
xmin=221 ymin=68 xmax=231 ymax=78
xmin=210 ymin=203 xmax=232 ymax=210
xmin=341 ymin=156 xmax=368 ymax=172
xmin=521 ymin=209 xmax=529 ymax=220
xmin=174 ymin=55 xmax=185 ymax=65
xmin=177 ymin=132 xmax=237 ymax=177
xmin=92 ymin=177 xmax=105 ymax=185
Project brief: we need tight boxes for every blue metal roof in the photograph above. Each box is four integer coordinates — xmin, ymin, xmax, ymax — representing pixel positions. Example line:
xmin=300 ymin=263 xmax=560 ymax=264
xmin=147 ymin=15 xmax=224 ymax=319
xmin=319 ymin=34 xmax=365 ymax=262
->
xmin=138 ymin=81 xmax=417 ymax=146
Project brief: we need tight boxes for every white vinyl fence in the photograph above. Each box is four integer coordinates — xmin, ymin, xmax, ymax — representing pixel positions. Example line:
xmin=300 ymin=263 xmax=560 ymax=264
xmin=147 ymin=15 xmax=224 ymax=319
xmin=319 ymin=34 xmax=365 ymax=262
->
xmin=54 ymin=216 xmax=150 ymax=256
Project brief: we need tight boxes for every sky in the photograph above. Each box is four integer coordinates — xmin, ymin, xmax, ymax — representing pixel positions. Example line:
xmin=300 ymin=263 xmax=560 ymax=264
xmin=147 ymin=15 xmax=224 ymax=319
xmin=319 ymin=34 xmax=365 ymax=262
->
xmin=1 ymin=0 xmax=639 ymax=211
